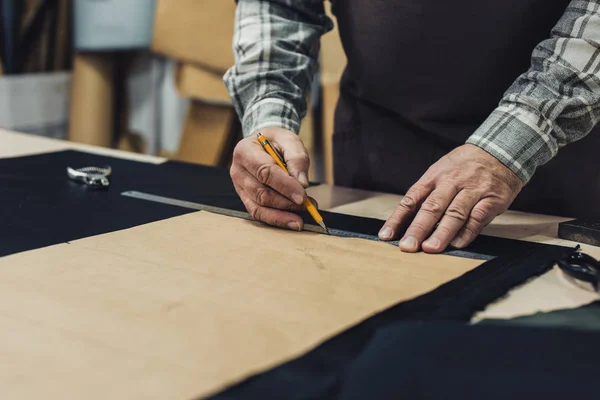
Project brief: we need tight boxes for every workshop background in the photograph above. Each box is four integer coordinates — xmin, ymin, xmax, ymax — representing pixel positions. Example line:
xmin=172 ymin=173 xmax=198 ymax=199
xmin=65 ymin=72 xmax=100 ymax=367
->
xmin=0 ymin=0 xmax=345 ymax=184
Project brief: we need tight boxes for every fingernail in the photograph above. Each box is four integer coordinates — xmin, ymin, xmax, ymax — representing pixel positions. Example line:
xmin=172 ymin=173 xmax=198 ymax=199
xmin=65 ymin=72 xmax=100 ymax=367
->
xmin=424 ymin=237 xmax=440 ymax=249
xmin=450 ymin=237 xmax=464 ymax=248
xmin=400 ymin=236 xmax=418 ymax=250
xmin=292 ymin=193 xmax=304 ymax=205
xmin=378 ymin=226 xmax=394 ymax=240
xmin=298 ymin=172 xmax=309 ymax=187
xmin=287 ymin=222 xmax=301 ymax=231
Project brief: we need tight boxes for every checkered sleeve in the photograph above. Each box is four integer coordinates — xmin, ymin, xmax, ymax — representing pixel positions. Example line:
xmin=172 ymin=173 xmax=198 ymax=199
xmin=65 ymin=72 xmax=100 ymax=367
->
xmin=467 ymin=1 xmax=600 ymax=184
xmin=223 ymin=0 xmax=333 ymax=137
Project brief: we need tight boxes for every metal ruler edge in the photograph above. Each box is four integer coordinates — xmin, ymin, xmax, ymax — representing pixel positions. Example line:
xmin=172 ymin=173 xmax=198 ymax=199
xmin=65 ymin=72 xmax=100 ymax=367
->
xmin=121 ymin=190 xmax=494 ymax=261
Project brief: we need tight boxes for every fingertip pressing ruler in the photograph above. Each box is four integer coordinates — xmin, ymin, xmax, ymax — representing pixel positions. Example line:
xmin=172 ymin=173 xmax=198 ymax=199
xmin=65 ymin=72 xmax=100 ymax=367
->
xmin=121 ymin=191 xmax=494 ymax=261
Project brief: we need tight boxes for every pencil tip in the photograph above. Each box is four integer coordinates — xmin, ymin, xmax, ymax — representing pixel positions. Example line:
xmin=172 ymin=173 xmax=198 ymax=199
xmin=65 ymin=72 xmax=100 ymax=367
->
xmin=318 ymin=221 xmax=330 ymax=235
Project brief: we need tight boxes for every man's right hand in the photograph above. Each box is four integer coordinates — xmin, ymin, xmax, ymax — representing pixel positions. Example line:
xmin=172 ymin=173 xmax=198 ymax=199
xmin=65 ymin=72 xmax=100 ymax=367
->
xmin=230 ymin=127 xmax=312 ymax=231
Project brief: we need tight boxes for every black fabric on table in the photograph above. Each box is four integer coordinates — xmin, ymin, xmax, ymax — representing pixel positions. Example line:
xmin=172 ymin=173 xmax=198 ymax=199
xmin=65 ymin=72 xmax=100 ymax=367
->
xmin=337 ymin=322 xmax=600 ymax=399
xmin=0 ymin=150 xmax=238 ymax=256
xmin=318 ymin=322 xmax=598 ymax=400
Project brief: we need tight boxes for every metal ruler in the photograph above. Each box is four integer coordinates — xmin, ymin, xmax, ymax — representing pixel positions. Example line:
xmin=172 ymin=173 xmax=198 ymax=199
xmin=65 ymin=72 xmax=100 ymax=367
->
xmin=121 ymin=190 xmax=494 ymax=261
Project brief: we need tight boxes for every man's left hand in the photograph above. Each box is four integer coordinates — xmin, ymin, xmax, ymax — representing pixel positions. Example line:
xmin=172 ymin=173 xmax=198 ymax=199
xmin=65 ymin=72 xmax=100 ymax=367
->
xmin=378 ymin=144 xmax=523 ymax=253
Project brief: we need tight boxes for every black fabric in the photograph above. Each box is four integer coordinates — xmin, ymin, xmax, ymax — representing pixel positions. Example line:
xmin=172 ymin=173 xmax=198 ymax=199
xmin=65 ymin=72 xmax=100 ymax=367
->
xmin=330 ymin=0 xmax=600 ymax=219
xmin=0 ymin=150 xmax=240 ymax=256
xmin=326 ymin=322 xmax=598 ymax=399
xmin=207 ymin=243 xmax=574 ymax=399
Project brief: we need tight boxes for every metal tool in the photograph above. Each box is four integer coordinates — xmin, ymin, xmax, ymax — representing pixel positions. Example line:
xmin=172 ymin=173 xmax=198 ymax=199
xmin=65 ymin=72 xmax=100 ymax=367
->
xmin=121 ymin=190 xmax=494 ymax=261
xmin=67 ymin=166 xmax=111 ymax=188
xmin=557 ymin=245 xmax=600 ymax=293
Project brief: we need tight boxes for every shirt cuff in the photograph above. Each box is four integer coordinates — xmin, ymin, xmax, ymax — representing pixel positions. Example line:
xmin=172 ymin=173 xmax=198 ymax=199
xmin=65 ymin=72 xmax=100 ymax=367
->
xmin=466 ymin=105 xmax=559 ymax=185
xmin=241 ymin=98 xmax=301 ymax=138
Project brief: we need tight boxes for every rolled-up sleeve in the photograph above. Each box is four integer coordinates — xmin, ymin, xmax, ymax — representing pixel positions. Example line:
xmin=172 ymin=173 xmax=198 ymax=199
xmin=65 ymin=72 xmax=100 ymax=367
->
xmin=223 ymin=0 xmax=333 ymax=137
xmin=467 ymin=1 xmax=600 ymax=183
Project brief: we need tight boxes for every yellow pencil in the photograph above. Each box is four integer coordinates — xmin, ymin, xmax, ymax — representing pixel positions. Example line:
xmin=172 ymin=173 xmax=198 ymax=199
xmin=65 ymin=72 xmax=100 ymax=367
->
xmin=256 ymin=132 xmax=329 ymax=234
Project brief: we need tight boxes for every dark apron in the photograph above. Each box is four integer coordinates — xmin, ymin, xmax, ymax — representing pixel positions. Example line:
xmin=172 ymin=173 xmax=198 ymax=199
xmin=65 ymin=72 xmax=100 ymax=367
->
xmin=331 ymin=0 xmax=600 ymax=219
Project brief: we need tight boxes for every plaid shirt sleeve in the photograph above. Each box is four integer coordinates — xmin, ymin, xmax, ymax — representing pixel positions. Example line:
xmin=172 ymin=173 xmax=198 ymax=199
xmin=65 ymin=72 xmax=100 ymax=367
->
xmin=467 ymin=1 xmax=600 ymax=184
xmin=223 ymin=0 xmax=333 ymax=137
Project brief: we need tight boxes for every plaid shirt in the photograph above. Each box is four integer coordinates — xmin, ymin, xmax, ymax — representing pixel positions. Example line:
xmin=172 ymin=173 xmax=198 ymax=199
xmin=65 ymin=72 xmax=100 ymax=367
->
xmin=223 ymin=0 xmax=600 ymax=184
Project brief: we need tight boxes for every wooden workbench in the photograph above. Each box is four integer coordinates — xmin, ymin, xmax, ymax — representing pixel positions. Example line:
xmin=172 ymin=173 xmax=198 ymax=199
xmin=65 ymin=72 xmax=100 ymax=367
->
xmin=2 ymin=127 xmax=598 ymax=322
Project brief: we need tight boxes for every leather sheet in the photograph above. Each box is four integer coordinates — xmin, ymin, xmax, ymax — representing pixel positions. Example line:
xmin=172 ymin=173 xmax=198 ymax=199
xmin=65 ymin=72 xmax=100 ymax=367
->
xmin=0 ymin=211 xmax=483 ymax=399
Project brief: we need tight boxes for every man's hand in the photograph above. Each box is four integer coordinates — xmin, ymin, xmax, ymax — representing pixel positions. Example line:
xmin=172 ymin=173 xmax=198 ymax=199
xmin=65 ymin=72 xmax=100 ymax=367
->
xmin=378 ymin=144 xmax=523 ymax=253
xmin=230 ymin=127 xmax=312 ymax=231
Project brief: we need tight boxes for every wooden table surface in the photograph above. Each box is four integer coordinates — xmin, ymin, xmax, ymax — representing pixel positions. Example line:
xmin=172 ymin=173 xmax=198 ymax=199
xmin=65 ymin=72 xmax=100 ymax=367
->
xmin=2 ymin=128 xmax=599 ymax=321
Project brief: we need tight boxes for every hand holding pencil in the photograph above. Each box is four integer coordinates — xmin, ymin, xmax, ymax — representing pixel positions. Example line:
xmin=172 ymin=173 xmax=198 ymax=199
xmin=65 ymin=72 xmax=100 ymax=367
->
xmin=229 ymin=127 xmax=328 ymax=233
xmin=256 ymin=132 xmax=329 ymax=234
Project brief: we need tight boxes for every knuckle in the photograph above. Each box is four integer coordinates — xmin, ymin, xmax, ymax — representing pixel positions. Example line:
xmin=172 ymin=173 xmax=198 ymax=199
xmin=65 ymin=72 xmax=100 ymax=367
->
xmin=250 ymin=205 xmax=263 ymax=221
xmin=421 ymin=198 xmax=443 ymax=215
xmin=256 ymin=163 xmax=273 ymax=185
xmin=403 ymin=180 xmax=432 ymax=199
xmin=445 ymin=204 xmax=469 ymax=222
xmin=232 ymin=171 xmax=247 ymax=186
xmin=242 ymin=176 xmax=255 ymax=190
xmin=471 ymin=205 xmax=492 ymax=225
xmin=480 ymin=181 xmax=494 ymax=193
xmin=255 ymin=186 xmax=272 ymax=206
xmin=420 ymin=179 xmax=436 ymax=192
xmin=439 ymin=179 xmax=459 ymax=191
xmin=399 ymin=194 xmax=418 ymax=211
xmin=403 ymin=184 xmax=422 ymax=201
xmin=401 ymin=195 xmax=416 ymax=207
xmin=232 ymin=141 xmax=246 ymax=161
xmin=470 ymin=211 xmax=487 ymax=226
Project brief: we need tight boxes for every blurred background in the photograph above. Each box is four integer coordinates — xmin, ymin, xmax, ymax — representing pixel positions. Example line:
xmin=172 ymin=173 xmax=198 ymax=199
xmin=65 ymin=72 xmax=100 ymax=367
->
xmin=0 ymin=0 xmax=346 ymax=184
